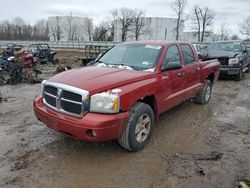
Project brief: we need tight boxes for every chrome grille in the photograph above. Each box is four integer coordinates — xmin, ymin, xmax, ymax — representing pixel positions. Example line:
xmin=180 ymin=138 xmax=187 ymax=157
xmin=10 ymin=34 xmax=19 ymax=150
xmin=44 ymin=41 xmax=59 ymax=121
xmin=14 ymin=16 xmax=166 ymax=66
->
xmin=42 ymin=81 xmax=89 ymax=118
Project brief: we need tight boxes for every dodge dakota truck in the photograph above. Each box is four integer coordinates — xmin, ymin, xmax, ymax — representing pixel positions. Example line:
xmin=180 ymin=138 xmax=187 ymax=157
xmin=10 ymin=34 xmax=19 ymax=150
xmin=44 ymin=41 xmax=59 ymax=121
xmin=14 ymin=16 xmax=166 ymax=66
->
xmin=201 ymin=40 xmax=249 ymax=81
xmin=34 ymin=41 xmax=220 ymax=151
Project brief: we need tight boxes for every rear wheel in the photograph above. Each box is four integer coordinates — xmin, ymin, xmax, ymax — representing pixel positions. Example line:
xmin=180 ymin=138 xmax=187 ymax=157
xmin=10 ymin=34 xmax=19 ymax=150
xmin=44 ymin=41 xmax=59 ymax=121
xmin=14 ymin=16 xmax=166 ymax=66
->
xmin=194 ymin=80 xmax=212 ymax=105
xmin=118 ymin=102 xmax=154 ymax=152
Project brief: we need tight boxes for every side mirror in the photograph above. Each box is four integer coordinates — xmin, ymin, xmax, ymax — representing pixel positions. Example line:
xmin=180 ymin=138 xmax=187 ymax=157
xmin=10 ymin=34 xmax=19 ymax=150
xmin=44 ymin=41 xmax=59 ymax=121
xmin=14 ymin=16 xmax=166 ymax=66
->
xmin=243 ymin=50 xmax=248 ymax=53
xmin=161 ymin=61 xmax=182 ymax=71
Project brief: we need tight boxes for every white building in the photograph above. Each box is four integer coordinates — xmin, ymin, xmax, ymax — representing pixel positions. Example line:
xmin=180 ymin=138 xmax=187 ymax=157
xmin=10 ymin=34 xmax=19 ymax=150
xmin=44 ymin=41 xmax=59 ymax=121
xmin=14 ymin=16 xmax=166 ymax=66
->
xmin=182 ymin=31 xmax=220 ymax=42
xmin=48 ymin=16 xmax=93 ymax=41
xmin=114 ymin=17 xmax=183 ymax=42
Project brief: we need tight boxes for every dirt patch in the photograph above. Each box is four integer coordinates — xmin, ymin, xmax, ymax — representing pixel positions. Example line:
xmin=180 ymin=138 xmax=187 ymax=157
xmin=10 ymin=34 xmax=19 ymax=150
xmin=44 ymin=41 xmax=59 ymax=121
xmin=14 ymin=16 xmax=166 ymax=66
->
xmin=0 ymin=67 xmax=249 ymax=187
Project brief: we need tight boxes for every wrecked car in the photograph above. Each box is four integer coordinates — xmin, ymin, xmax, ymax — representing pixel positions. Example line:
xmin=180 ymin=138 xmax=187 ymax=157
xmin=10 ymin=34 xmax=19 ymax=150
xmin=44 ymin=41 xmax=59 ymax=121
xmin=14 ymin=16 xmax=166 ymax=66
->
xmin=27 ymin=43 xmax=58 ymax=64
xmin=34 ymin=41 xmax=220 ymax=151
xmin=201 ymin=40 xmax=249 ymax=81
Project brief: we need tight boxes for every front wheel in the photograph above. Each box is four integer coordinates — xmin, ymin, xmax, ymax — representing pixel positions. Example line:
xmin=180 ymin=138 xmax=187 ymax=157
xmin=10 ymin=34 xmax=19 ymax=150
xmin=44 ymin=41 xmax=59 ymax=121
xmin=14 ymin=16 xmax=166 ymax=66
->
xmin=194 ymin=80 xmax=212 ymax=105
xmin=118 ymin=102 xmax=154 ymax=152
xmin=246 ymin=63 xmax=250 ymax=73
xmin=235 ymin=67 xmax=242 ymax=81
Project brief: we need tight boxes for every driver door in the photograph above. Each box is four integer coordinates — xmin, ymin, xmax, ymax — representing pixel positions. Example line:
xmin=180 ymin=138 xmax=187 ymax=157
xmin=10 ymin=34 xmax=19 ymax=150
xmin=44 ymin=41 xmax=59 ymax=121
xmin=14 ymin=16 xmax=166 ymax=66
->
xmin=159 ymin=45 xmax=187 ymax=113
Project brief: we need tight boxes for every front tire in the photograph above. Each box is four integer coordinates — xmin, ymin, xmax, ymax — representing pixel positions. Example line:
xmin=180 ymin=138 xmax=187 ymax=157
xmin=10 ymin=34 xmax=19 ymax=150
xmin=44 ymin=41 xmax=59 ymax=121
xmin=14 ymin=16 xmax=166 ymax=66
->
xmin=235 ymin=67 xmax=242 ymax=81
xmin=246 ymin=63 xmax=250 ymax=73
xmin=194 ymin=80 xmax=212 ymax=105
xmin=118 ymin=102 xmax=154 ymax=152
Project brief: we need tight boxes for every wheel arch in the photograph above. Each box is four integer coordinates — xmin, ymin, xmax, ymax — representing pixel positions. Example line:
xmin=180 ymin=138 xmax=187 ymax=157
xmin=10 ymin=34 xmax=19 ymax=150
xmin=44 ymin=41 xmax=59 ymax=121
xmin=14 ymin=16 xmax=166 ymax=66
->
xmin=136 ymin=94 xmax=158 ymax=121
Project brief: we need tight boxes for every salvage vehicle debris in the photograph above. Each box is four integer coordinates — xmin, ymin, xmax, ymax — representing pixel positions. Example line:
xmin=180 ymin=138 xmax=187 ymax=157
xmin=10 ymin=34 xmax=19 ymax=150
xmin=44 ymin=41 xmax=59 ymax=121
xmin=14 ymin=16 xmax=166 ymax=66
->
xmin=27 ymin=43 xmax=58 ymax=64
xmin=0 ymin=50 xmax=42 ymax=85
xmin=201 ymin=40 xmax=250 ymax=81
xmin=81 ymin=45 xmax=110 ymax=66
xmin=34 ymin=41 xmax=220 ymax=151
xmin=55 ymin=63 xmax=72 ymax=74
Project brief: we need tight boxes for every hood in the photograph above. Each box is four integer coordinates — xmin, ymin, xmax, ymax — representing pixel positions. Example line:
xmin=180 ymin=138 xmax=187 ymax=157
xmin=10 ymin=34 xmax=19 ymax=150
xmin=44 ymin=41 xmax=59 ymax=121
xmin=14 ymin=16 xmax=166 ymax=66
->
xmin=48 ymin=66 xmax=155 ymax=94
xmin=206 ymin=49 xmax=240 ymax=58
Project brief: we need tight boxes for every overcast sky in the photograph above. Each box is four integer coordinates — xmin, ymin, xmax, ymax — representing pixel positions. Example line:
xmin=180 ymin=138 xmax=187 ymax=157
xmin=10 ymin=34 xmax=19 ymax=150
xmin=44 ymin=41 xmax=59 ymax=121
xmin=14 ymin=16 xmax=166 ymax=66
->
xmin=1 ymin=0 xmax=249 ymax=36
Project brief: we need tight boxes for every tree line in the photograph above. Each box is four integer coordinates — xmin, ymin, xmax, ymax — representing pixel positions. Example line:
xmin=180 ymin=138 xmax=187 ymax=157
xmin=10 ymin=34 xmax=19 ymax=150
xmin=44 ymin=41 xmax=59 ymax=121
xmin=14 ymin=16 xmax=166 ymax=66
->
xmin=0 ymin=1 xmax=250 ymax=42
xmin=0 ymin=17 xmax=49 ymax=41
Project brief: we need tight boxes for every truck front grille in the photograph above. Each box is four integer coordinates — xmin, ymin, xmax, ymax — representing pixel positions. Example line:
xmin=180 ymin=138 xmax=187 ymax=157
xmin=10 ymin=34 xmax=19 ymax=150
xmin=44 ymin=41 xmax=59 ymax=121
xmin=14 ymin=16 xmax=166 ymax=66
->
xmin=42 ymin=81 xmax=89 ymax=118
xmin=218 ymin=57 xmax=229 ymax=66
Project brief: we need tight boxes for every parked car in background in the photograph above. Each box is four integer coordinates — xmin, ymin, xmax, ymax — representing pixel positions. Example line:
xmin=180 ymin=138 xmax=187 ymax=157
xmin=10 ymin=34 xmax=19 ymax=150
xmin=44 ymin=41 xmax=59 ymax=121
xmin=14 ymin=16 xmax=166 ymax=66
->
xmin=193 ymin=44 xmax=202 ymax=59
xmin=201 ymin=40 xmax=249 ymax=81
xmin=34 ymin=41 xmax=220 ymax=151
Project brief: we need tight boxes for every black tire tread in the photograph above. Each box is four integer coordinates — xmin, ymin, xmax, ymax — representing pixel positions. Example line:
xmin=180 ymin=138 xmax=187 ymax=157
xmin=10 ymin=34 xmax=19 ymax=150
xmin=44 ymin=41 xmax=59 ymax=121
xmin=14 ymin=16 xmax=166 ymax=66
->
xmin=118 ymin=102 xmax=154 ymax=151
xmin=194 ymin=80 xmax=212 ymax=105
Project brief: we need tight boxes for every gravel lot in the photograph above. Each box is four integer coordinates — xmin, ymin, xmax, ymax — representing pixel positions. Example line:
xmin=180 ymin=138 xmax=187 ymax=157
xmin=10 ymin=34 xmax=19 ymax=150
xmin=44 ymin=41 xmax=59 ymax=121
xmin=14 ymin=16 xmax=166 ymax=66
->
xmin=0 ymin=55 xmax=249 ymax=188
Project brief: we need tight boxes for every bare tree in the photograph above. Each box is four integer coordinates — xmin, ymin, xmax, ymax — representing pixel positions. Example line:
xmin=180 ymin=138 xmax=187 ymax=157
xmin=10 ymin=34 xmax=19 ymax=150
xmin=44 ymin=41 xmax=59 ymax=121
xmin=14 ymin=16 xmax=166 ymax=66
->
xmin=170 ymin=0 xmax=187 ymax=40
xmin=64 ymin=12 xmax=79 ymax=40
xmin=0 ymin=17 xmax=49 ymax=40
xmin=84 ymin=18 xmax=93 ymax=41
xmin=111 ymin=8 xmax=135 ymax=42
xmin=193 ymin=6 xmax=201 ymax=42
xmin=50 ymin=16 xmax=62 ymax=41
xmin=33 ymin=19 xmax=49 ymax=40
xmin=133 ymin=9 xmax=146 ymax=41
xmin=239 ymin=16 xmax=250 ymax=37
xmin=108 ymin=20 xmax=115 ymax=41
xmin=199 ymin=7 xmax=214 ymax=42
xmin=231 ymin=34 xmax=240 ymax=40
xmin=219 ymin=22 xmax=231 ymax=40
xmin=93 ymin=22 xmax=110 ymax=41
xmin=192 ymin=5 xmax=214 ymax=42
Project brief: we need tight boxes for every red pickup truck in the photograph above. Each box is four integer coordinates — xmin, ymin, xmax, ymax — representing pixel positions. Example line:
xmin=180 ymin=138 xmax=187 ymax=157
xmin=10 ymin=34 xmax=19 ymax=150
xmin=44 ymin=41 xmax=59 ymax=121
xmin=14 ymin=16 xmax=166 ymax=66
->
xmin=34 ymin=41 xmax=220 ymax=151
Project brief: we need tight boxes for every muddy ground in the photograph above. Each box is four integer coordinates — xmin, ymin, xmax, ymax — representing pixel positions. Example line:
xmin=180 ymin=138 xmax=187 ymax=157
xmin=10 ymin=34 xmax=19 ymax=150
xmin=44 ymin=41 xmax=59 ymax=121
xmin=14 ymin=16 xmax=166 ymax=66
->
xmin=0 ymin=53 xmax=250 ymax=187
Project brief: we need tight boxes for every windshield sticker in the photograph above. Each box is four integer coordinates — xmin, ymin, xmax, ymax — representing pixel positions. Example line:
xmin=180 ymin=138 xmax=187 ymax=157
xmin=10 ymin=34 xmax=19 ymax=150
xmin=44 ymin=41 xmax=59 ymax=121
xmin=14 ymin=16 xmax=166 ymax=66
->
xmin=145 ymin=45 xmax=161 ymax=50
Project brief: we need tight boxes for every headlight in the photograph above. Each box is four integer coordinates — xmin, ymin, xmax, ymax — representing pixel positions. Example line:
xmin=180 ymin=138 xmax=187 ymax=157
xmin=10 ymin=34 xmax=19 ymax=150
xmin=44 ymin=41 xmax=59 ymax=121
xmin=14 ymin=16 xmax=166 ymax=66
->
xmin=41 ymin=80 xmax=46 ymax=93
xmin=90 ymin=92 xmax=120 ymax=113
xmin=228 ymin=58 xmax=239 ymax=66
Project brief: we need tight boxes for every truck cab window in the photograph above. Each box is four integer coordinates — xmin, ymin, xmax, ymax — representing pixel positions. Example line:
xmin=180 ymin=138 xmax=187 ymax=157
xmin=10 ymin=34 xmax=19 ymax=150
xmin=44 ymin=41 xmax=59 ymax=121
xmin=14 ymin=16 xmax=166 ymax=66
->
xmin=181 ymin=44 xmax=195 ymax=65
xmin=163 ymin=45 xmax=181 ymax=68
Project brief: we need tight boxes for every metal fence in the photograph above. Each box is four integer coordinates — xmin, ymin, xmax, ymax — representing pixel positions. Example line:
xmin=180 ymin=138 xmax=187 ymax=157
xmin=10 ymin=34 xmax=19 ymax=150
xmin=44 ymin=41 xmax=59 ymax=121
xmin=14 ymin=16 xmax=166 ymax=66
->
xmin=0 ymin=40 xmax=249 ymax=50
xmin=0 ymin=40 xmax=119 ymax=49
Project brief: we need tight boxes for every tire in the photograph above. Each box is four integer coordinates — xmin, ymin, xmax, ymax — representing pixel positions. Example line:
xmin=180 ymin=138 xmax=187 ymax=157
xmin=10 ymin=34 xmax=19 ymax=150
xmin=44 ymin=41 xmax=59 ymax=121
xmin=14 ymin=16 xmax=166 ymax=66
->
xmin=0 ymin=76 xmax=7 ymax=86
xmin=246 ymin=63 xmax=250 ymax=73
xmin=52 ymin=58 xmax=59 ymax=65
xmin=194 ymin=80 xmax=212 ymax=105
xmin=235 ymin=67 xmax=242 ymax=81
xmin=118 ymin=102 xmax=154 ymax=152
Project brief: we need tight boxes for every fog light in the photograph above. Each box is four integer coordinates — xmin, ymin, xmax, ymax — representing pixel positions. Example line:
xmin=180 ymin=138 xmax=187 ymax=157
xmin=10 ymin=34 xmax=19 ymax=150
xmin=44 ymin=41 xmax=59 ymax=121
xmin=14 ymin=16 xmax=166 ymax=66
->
xmin=92 ymin=130 xmax=97 ymax=137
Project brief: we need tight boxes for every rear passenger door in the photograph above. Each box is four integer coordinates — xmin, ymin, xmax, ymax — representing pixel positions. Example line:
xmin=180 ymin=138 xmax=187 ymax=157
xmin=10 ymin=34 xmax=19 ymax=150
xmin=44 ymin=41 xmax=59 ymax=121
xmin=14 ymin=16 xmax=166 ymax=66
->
xmin=180 ymin=44 xmax=202 ymax=98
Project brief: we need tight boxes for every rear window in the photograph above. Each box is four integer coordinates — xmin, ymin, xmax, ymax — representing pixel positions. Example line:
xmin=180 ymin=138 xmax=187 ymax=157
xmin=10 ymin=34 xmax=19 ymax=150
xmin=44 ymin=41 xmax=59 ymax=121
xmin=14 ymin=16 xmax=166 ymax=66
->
xmin=180 ymin=44 xmax=195 ymax=65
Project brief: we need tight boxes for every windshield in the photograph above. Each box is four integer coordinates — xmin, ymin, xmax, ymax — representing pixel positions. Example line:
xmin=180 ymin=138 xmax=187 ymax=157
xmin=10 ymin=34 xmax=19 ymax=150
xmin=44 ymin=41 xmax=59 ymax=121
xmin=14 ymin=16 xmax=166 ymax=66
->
xmin=98 ymin=44 xmax=163 ymax=70
xmin=208 ymin=42 xmax=242 ymax=52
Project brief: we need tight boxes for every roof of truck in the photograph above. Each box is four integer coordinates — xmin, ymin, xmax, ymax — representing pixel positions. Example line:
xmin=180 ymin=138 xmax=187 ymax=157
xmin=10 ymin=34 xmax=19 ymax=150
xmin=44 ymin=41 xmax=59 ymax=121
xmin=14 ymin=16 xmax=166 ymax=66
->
xmin=119 ymin=40 xmax=192 ymax=46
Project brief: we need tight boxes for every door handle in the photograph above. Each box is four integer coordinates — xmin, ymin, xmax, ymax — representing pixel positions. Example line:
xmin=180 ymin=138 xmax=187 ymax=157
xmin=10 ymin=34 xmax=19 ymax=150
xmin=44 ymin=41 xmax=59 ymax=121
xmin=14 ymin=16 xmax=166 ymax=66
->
xmin=178 ymin=72 xmax=185 ymax=77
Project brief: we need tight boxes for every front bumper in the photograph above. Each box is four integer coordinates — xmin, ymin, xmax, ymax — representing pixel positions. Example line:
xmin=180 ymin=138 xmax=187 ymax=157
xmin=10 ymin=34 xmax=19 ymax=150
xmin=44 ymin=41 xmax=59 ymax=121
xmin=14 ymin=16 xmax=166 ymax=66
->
xmin=33 ymin=97 xmax=129 ymax=142
xmin=220 ymin=67 xmax=240 ymax=75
